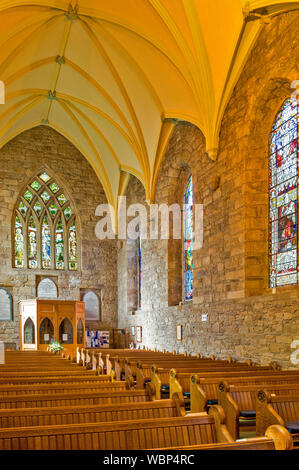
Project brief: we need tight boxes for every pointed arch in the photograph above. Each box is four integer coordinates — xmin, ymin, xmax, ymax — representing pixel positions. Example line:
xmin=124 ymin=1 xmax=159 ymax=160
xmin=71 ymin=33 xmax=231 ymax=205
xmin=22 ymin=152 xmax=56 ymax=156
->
xmin=269 ymin=97 xmax=299 ymax=287
xmin=12 ymin=168 xmax=80 ymax=271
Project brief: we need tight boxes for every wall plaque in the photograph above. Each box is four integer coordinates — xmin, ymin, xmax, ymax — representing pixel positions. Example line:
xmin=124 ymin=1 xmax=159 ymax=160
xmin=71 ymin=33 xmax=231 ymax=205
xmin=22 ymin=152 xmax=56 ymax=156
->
xmin=83 ymin=291 xmax=100 ymax=321
xmin=37 ymin=278 xmax=58 ymax=299
xmin=0 ymin=288 xmax=12 ymax=321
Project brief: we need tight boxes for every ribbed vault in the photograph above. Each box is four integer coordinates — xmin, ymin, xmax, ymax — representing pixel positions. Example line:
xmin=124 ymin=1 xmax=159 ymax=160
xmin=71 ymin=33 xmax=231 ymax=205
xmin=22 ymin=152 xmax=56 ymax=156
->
xmin=0 ymin=0 xmax=298 ymax=212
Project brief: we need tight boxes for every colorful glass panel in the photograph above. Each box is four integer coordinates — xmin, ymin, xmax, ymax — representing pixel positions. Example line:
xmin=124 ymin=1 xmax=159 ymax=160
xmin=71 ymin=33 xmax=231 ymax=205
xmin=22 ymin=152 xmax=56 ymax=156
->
xmin=57 ymin=194 xmax=67 ymax=206
xmin=15 ymin=216 xmax=24 ymax=268
xmin=40 ymin=191 xmax=51 ymax=203
xmin=33 ymin=201 xmax=42 ymax=217
xmin=39 ymin=172 xmax=51 ymax=183
xmin=18 ymin=201 xmax=28 ymax=218
xmin=55 ymin=217 xmax=64 ymax=269
xmin=68 ymin=221 xmax=77 ymax=270
xmin=41 ymin=216 xmax=51 ymax=269
xmin=49 ymin=182 xmax=59 ymax=194
xmin=31 ymin=180 xmax=41 ymax=192
xmin=184 ymin=176 xmax=193 ymax=300
xmin=64 ymin=206 xmax=72 ymax=221
xmin=49 ymin=203 xmax=58 ymax=218
xmin=28 ymin=216 xmax=38 ymax=269
xmin=269 ymin=98 xmax=299 ymax=287
xmin=138 ymin=224 xmax=141 ymax=308
xmin=24 ymin=190 xmax=34 ymax=203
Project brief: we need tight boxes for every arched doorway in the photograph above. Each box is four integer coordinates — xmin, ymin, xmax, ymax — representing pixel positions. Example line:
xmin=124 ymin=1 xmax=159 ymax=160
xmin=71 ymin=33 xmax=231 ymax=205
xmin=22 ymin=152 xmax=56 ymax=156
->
xmin=39 ymin=317 xmax=54 ymax=344
xmin=24 ymin=318 xmax=35 ymax=345
xmin=77 ymin=318 xmax=84 ymax=344
xmin=59 ymin=318 xmax=73 ymax=344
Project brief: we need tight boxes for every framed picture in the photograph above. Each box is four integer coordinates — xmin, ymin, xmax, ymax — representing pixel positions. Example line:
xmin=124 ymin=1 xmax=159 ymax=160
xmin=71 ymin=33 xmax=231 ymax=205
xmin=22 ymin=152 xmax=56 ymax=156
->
xmin=136 ymin=326 xmax=142 ymax=343
xmin=176 ymin=324 xmax=182 ymax=341
xmin=131 ymin=326 xmax=135 ymax=336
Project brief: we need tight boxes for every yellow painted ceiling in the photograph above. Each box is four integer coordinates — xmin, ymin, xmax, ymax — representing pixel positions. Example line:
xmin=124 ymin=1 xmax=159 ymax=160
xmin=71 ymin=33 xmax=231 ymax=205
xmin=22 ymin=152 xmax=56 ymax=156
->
xmin=0 ymin=0 xmax=298 ymax=209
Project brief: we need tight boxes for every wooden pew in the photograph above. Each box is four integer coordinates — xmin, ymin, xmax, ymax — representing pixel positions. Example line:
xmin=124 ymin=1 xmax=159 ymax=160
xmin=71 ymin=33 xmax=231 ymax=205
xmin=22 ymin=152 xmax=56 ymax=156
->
xmin=149 ymin=366 xmax=298 ymax=401
xmin=0 ymin=381 xmax=127 ymax=396
xmin=0 ymin=407 xmax=234 ymax=450
xmin=256 ymin=389 xmax=299 ymax=444
xmin=0 ymin=396 xmax=186 ymax=428
xmin=0 ymin=388 xmax=154 ymax=409
xmin=154 ymin=425 xmax=293 ymax=450
xmin=217 ymin=381 xmax=299 ymax=440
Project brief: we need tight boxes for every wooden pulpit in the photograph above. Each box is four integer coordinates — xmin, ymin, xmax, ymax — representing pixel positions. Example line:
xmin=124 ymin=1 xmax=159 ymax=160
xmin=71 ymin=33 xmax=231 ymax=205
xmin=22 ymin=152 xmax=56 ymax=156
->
xmin=19 ymin=299 xmax=85 ymax=358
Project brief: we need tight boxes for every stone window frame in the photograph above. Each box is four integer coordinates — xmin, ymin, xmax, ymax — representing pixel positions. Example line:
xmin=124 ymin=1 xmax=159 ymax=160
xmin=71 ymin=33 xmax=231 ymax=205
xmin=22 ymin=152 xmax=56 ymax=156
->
xmin=12 ymin=167 xmax=81 ymax=272
xmin=245 ymin=78 xmax=299 ymax=297
xmin=0 ymin=287 xmax=13 ymax=322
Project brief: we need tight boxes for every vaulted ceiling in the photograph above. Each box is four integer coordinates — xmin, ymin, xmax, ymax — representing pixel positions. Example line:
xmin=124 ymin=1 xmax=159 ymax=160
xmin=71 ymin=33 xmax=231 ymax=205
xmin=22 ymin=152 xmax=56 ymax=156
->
xmin=0 ymin=0 xmax=298 ymax=210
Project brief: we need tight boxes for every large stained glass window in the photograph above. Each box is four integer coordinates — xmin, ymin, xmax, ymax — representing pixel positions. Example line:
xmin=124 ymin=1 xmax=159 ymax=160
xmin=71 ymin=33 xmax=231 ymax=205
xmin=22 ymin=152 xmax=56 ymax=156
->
xmin=184 ymin=176 xmax=193 ymax=300
xmin=13 ymin=171 xmax=78 ymax=271
xmin=269 ymin=98 xmax=299 ymax=287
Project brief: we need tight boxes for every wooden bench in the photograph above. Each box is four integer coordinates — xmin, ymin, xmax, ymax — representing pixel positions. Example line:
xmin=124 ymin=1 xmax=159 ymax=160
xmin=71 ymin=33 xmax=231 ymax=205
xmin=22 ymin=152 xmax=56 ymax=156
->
xmin=0 ymin=406 xmax=234 ymax=450
xmin=0 ymin=396 xmax=185 ymax=428
xmin=154 ymin=425 xmax=293 ymax=450
xmin=0 ymin=381 xmax=127 ymax=396
xmin=217 ymin=381 xmax=299 ymax=440
xmin=0 ymin=388 xmax=153 ymax=409
xmin=149 ymin=366 xmax=293 ymax=401
xmin=256 ymin=389 xmax=299 ymax=444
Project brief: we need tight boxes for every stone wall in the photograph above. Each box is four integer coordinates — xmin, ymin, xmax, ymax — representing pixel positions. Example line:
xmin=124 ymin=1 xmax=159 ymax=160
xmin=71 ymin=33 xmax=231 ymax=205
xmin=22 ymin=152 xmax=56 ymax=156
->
xmin=0 ymin=126 xmax=118 ymax=348
xmin=118 ymin=11 xmax=299 ymax=369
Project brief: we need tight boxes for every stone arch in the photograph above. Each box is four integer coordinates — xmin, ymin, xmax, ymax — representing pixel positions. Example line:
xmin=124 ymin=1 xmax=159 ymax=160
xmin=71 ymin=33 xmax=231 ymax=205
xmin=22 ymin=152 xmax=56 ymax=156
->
xmin=154 ymin=121 xmax=208 ymax=306
xmin=244 ymin=77 xmax=294 ymax=296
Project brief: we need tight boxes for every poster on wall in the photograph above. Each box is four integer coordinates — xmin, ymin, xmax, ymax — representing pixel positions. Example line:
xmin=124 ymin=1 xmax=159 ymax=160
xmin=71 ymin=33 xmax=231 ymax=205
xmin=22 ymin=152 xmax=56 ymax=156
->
xmin=85 ymin=330 xmax=110 ymax=348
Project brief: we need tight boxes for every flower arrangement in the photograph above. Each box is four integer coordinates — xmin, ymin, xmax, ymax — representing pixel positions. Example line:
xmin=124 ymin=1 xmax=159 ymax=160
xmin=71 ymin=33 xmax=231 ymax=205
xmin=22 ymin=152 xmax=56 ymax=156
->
xmin=48 ymin=341 xmax=63 ymax=353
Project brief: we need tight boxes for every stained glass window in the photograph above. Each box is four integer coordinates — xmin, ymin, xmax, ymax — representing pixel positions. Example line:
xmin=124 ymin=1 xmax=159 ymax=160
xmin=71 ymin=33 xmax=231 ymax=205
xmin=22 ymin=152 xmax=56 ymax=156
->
xmin=184 ymin=176 xmax=193 ymax=300
xmin=269 ymin=98 xmax=299 ymax=287
xmin=138 ymin=224 xmax=141 ymax=308
xmin=55 ymin=217 xmax=64 ymax=269
xmin=13 ymin=171 xmax=78 ymax=271
xmin=14 ymin=216 xmax=24 ymax=268
xmin=68 ymin=221 xmax=77 ymax=270
xmin=42 ymin=216 xmax=51 ymax=269
xmin=28 ymin=215 xmax=38 ymax=269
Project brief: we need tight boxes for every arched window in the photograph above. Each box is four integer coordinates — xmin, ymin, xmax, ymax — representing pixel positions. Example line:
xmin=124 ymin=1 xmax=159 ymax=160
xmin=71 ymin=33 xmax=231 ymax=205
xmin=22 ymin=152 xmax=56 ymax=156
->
xmin=13 ymin=171 xmax=78 ymax=271
xmin=184 ymin=176 xmax=193 ymax=300
xmin=269 ymin=98 xmax=299 ymax=287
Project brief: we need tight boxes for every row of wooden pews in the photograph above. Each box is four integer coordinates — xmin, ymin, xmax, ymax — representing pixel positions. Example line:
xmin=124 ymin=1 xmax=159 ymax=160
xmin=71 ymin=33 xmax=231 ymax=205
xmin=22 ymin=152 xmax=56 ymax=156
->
xmin=0 ymin=348 xmax=295 ymax=450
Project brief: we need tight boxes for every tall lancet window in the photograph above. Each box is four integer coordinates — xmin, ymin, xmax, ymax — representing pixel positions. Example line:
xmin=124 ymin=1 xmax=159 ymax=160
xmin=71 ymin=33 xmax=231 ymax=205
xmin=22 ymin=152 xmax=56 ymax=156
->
xmin=269 ymin=98 xmax=299 ymax=287
xmin=184 ymin=176 xmax=193 ymax=300
xmin=13 ymin=171 xmax=78 ymax=271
